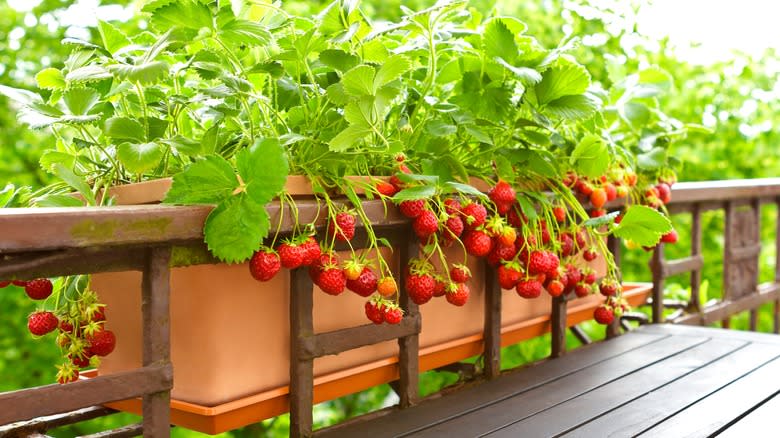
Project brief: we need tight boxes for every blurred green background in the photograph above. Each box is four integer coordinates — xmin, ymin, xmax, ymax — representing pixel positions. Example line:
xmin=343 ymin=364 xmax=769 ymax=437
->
xmin=2 ymin=0 xmax=779 ymax=436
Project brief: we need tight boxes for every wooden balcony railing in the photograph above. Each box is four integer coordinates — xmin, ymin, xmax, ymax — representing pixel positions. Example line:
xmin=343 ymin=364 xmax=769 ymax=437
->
xmin=0 ymin=178 xmax=779 ymax=437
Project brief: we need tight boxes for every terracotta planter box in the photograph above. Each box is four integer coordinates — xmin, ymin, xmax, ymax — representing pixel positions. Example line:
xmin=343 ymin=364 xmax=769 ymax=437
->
xmin=88 ymin=178 xmax=633 ymax=434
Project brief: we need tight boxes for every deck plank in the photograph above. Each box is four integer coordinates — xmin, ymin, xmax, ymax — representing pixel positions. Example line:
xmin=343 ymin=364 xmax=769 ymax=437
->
xmin=402 ymin=335 xmax=710 ymax=438
xmin=558 ymin=342 xmax=780 ymax=437
xmin=638 ymin=356 xmax=780 ymax=437
xmin=482 ymin=338 xmax=747 ymax=437
xmin=717 ymin=393 xmax=780 ymax=437
xmin=317 ymin=332 xmax=666 ymax=438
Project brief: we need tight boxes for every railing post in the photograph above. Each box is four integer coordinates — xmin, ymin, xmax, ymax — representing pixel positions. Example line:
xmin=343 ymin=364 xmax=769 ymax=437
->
xmin=775 ymin=198 xmax=780 ymax=334
xmin=690 ymin=204 xmax=703 ymax=315
xmin=550 ymin=295 xmax=567 ymax=357
xmin=607 ymin=234 xmax=622 ymax=338
xmin=749 ymin=199 xmax=761 ymax=331
xmin=483 ymin=262 xmax=502 ymax=378
xmin=397 ymin=228 xmax=419 ymax=408
xmin=650 ymin=243 xmax=665 ymax=323
xmin=290 ymin=268 xmax=314 ymax=438
xmin=141 ymin=247 xmax=173 ymax=437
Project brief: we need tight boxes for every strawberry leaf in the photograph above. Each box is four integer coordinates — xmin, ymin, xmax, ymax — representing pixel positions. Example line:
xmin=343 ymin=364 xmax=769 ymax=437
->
xmin=237 ymin=138 xmax=289 ymax=204
xmin=117 ymin=142 xmax=164 ymax=174
xmin=392 ymin=185 xmax=437 ymax=201
xmin=611 ymin=205 xmax=672 ymax=247
xmin=571 ymin=134 xmax=610 ymax=179
xmin=204 ymin=193 xmax=269 ymax=263
xmin=35 ymin=68 xmax=66 ymax=90
xmin=164 ymin=155 xmax=238 ymax=205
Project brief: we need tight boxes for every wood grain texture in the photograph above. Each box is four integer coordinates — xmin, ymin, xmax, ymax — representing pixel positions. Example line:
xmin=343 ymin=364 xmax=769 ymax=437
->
xmin=302 ymin=314 xmax=420 ymax=359
xmin=483 ymin=263 xmax=501 ymax=378
xmin=717 ymin=393 xmax=780 ymax=438
xmin=289 ymin=268 xmax=314 ymax=438
xmin=0 ymin=364 xmax=172 ymax=425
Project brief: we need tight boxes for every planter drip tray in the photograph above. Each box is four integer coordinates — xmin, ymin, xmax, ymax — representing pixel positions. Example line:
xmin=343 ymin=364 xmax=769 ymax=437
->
xmin=82 ymin=283 xmax=651 ymax=435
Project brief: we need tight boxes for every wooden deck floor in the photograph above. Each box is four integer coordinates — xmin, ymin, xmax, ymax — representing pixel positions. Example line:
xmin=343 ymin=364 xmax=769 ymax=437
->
xmin=319 ymin=324 xmax=780 ymax=438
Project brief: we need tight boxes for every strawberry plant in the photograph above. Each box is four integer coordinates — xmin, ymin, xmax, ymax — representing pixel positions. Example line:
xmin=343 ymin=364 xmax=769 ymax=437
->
xmin=2 ymin=0 xmax=684 ymax=383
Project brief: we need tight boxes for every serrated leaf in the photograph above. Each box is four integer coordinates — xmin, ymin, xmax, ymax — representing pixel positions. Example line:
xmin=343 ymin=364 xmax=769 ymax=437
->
xmin=444 ymin=182 xmax=487 ymax=198
xmin=637 ymin=147 xmax=667 ymax=170
xmin=545 ymin=94 xmax=599 ymax=120
xmin=36 ymin=68 xmax=66 ymax=90
xmin=374 ymin=54 xmax=411 ymax=88
xmin=117 ymin=142 xmax=164 ymax=174
xmin=0 ymin=84 xmax=42 ymax=105
xmin=204 ymin=193 xmax=269 ymax=263
xmin=104 ymin=117 xmax=145 ymax=142
xmin=51 ymin=163 xmax=96 ymax=205
xmin=34 ymin=194 xmax=85 ymax=207
xmin=516 ymin=194 xmax=538 ymax=220
xmin=612 ymin=205 xmax=672 ymax=247
xmin=164 ymin=155 xmax=238 ymax=205
xmin=583 ymin=210 xmax=620 ymax=227
xmin=162 ymin=135 xmax=202 ymax=156
xmin=61 ymin=38 xmax=111 ymax=57
xmin=392 ymin=185 xmax=437 ymax=201
xmin=219 ymin=19 xmax=272 ymax=47
xmin=145 ymin=0 xmax=214 ymax=31
xmin=237 ymin=138 xmax=289 ymax=204
xmin=40 ymin=151 xmax=75 ymax=171
xmin=535 ymin=61 xmax=591 ymax=105
xmin=98 ymin=20 xmax=131 ymax=54
xmin=63 ymin=88 xmax=100 ymax=115
xmin=66 ymin=66 xmax=113 ymax=83
xmin=426 ymin=119 xmax=457 ymax=137
xmin=319 ymin=49 xmax=359 ymax=72
xmin=571 ymin=134 xmax=609 ymax=178
xmin=465 ymin=125 xmax=492 ymax=144
xmin=494 ymin=155 xmax=514 ymax=181
xmin=341 ymin=65 xmax=375 ymax=96
xmin=495 ymin=58 xmax=542 ymax=84
xmin=109 ymin=61 xmax=169 ymax=85
xmin=483 ymin=19 xmax=517 ymax=63
xmin=329 ymin=125 xmax=371 ymax=151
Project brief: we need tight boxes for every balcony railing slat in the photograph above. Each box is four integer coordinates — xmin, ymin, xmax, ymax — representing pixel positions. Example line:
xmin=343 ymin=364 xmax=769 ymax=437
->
xmin=671 ymin=283 xmax=780 ymax=326
xmin=0 ymin=406 xmax=116 ymax=436
xmin=77 ymin=423 xmax=144 ymax=438
xmin=302 ymin=315 xmax=421 ymax=359
xmin=0 ymin=364 xmax=172 ymax=425
xmin=661 ymin=255 xmax=705 ymax=278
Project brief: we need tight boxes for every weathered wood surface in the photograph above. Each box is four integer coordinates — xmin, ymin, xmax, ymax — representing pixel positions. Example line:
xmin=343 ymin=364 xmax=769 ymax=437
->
xmin=317 ymin=324 xmax=780 ymax=438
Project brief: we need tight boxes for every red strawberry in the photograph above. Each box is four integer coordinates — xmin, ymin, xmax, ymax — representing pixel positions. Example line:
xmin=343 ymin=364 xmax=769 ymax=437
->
xmin=599 ymin=281 xmax=619 ymax=297
xmin=406 ymin=273 xmax=436 ymax=305
xmin=656 ymin=183 xmax=672 ymax=204
xmin=553 ymin=206 xmax=566 ymax=223
xmin=565 ymin=264 xmax=583 ymax=288
xmin=277 ymin=242 xmax=306 ymax=269
xmin=495 ymin=201 xmax=513 ymax=215
xmin=461 ymin=203 xmax=487 ymax=229
xmin=0 ymin=280 xmax=10 ymax=288
xmin=506 ymin=208 xmax=525 ymax=228
xmin=528 ymin=251 xmax=559 ymax=276
xmin=576 ymin=180 xmax=593 ymax=196
xmin=575 ymin=283 xmax=592 ymax=298
xmin=661 ymin=229 xmax=679 ymax=244
xmin=59 ymin=319 xmax=75 ymax=333
xmin=625 ymin=172 xmax=638 ymax=187
xmin=593 ymin=305 xmax=615 ymax=325
xmin=249 ymin=250 xmax=282 ymax=281
xmin=382 ymin=304 xmax=403 ymax=324
xmin=365 ymin=300 xmax=385 ymax=324
xmin=433 ymin=277 xmax=447 ymax=297
xmin=575 ymin=229 xmax=587 ymax=248
xmin=28 ymin=311 xmax=58 ymax=336
xmin=516 ymin=279 xmax=542 ymax=299
xmin=347 ymin=267 xmax=379 ymax=297
xmin=489 ymin=181 xmax=516 ymax=205
xmin=376 ymin=180 xmax=399 ymax=196
xmin=590 ymin=208 xmax=606 ymax=218
xmin=377 ymin=277 xmax=398 ymax=297
xmin=90 ymin=306 xmax=106 ymax=323
xmin=487 ymin=242 xmax=518 ymax=267
xmin=309 ymin=252 xmax=338 ymax=282
xmin=547 ymin=280 xmax=565 ymax=297
xmin=498 ymin=264 xmax=522 ymax=289
xmin=584 ymin=271 xmax=597 ymax=284
xmin=86 ymin=329 xmax=116 ymax=357
xmin=399 ymin=200 xmax=426 ymax=218
xmin=12 ymin=280 xmax=27 ymax=287
xmin=330 ymin=211 xmax=356 ymax=241
xmin=563 ymin=172 xmax=577 ymax=187
xmin=446 ymin=283 xmax=470 ymax=306
xmin=443 ymin=198 xmax=462 ymax=215
xmin=463 ymin=230 xmax=493 ymax=257
xmin=317 ymin=268 xmax=347 ymax=295
xmin=604 ymin=183 xmax=617 ymax=202
xmin=301 ymin=237 xmax=321 ymax=266
xmin=450 ymin=264 xmax=471 ymax=283
xmin=443 ymin=215 xmax=464 ymax=240
xmin=582 ymin=250 xmax=598 ymax=262
xmin=70 ymin=353 xmax=91 ymax=368
xmin=590 ymin=188 xmax=607 ymax=209
xmin=25 ymin=278 xmax=53 ymax=300
xmin=413 ymin=210 xmax=439 ymax=240
xmin=559 ymin=233 xmax=574 ymax=257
